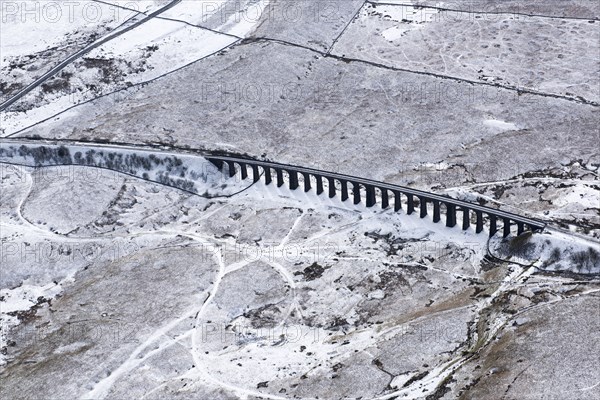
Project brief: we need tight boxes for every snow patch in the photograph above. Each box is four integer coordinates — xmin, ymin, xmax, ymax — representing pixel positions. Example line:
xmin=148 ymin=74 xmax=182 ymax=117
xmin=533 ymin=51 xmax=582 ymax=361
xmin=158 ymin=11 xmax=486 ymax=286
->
xmin=367 ymin=2 xmax=442 ymax=42
xmin=483 ymin=119 xmax=518 ymax=131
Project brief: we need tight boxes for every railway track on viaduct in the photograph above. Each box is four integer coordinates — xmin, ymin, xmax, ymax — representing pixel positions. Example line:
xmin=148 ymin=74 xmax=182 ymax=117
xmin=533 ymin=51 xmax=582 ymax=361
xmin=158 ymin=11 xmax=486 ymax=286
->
xmin=0 ymin=138 xmax=546 ymax=237
xmin=206 ymin=156 xmax=546 ymax=237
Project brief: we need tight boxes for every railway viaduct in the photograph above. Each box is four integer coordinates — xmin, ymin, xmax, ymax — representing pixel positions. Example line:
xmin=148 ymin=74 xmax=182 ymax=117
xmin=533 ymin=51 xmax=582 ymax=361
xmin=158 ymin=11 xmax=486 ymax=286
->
xmin=0 ymin=139 xmax=546 ymax=237
xmin=206 ymin=155 xmax=546 ymax=238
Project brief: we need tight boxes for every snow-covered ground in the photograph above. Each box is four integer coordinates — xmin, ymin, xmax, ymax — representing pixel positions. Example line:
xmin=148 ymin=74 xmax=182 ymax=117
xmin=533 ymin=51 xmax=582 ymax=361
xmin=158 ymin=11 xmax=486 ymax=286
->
xmin=1 ymin=142 xmax=598 ymax=398
xmin=1 ymin=0 xmax=269 ymax=135
xmin=0 ymin=140 xmax=254 ymax=196
xmin=1 ymin=0 xmax=599 ymax=398
xmin=334 ymin=1 xmax=600 ymax=102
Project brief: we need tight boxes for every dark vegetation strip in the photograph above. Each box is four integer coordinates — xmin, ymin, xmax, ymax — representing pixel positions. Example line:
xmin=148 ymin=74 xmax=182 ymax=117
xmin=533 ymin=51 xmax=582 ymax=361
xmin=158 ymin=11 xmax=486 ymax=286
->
xmin=367 ymin=1 xmax=600 ymax=21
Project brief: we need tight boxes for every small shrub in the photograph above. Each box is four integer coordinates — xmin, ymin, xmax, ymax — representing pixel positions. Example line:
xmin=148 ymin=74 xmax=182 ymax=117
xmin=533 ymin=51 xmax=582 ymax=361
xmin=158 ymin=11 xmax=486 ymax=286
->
xmin=542 ymin=247 xmax=562 ymax=269
xmin=570 ymin=247 xmax=600 ymax=273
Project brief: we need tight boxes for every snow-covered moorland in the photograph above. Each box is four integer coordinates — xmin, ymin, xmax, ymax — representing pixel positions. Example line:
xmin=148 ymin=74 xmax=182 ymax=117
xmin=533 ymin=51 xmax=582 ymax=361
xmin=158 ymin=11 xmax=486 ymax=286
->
xmin=1 ymin=141 xmax=598 ymax=398
xmin=1 ymin=0 xmax=268 ymax=134
xmin=1 ymin=0 xmax=599 ymax=398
